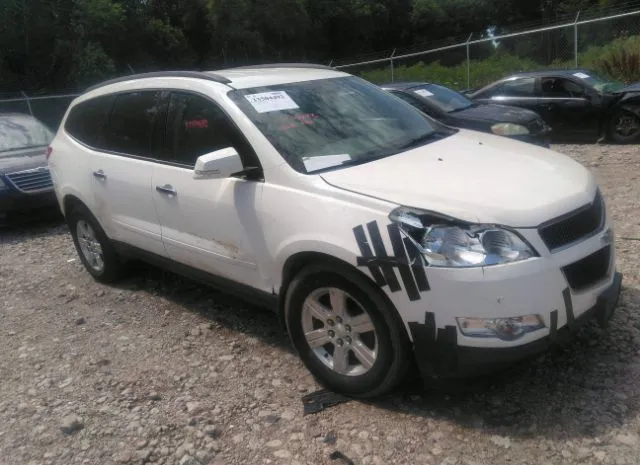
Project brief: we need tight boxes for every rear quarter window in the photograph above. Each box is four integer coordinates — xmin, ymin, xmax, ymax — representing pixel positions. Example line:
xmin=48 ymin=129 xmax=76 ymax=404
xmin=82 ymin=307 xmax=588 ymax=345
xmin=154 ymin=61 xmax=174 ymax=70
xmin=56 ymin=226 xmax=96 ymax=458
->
xmin=64 ymin=96 xmax=114 ymax=148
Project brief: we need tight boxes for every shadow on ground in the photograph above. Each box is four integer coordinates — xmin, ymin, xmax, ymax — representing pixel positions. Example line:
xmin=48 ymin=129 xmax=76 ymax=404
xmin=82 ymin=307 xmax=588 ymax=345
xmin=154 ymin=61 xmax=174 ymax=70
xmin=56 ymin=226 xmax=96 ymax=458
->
xmin=109 ymin=258 xmax=640 ymax=441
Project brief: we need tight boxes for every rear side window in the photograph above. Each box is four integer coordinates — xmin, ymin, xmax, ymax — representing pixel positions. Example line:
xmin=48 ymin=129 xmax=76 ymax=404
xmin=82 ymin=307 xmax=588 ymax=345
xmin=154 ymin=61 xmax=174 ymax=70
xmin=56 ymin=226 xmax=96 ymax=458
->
xmin=64 ymin=96 xmax=114 ymax=147
xmin=164 ymin=92 xmax=247 ymax=167
xmin=495 ymin=77 xmax=537 ymax=97
xmin=103 ymin=91 xmax=164 ymax=157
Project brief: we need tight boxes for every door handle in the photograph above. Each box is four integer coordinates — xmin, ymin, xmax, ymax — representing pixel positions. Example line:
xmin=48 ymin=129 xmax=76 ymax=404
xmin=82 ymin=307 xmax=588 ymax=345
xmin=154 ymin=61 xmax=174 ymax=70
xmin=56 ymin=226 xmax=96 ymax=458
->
xmin=92 ymin=170 xmax=106 ymax=180
xmin=156 ymin=184 xmax=177 ymax=196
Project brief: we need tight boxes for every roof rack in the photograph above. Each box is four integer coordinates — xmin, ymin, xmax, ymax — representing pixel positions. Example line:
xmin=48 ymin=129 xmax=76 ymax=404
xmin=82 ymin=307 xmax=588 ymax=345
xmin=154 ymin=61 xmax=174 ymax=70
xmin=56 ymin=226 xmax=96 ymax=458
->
xmin=225 ymin=63 xmax=335 ymax=71
xmin=83 ymin=71 xmax=232 ymax=94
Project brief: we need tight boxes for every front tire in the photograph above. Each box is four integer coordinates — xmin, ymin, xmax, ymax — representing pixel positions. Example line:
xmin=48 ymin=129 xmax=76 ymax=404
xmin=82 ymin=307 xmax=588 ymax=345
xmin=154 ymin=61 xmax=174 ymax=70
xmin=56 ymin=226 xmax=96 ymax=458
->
xmin=68 ymin=204 xmax=123 ymax=283
xmin=609 ymin=109 xmax=640 ymax=143
xmin=285 ymin=263 xmax=411 ymax=398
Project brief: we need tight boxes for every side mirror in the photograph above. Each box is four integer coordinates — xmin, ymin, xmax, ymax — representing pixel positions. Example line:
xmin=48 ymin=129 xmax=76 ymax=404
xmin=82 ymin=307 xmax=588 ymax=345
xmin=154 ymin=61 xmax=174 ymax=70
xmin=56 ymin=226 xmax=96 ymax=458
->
xmin=193 ymin=147 xmax=244 ymax=180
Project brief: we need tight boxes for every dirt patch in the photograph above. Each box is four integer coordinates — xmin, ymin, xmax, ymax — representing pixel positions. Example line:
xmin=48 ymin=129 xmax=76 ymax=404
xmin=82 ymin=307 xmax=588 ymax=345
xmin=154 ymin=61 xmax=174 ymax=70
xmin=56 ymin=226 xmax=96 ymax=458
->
xmin=1 ymin=143 xmax=639 ymax=465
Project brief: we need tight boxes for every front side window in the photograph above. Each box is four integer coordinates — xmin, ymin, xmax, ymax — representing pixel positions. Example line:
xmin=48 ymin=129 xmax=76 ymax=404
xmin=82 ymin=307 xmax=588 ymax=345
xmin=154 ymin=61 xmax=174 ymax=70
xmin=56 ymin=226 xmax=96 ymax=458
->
xmin=410 ymin=84 xmax=473 ymax=113
xmin=164 ymin=92 xmax=246 ymax=167
xmin=228 ymin=76 xmax=448 ymax=174
xmin=103 ymin=91 xmax=164 ymax=157
xmin=541 ymin=78 xmax=586 ymax=98
xmin=0 ymin=115 xmax=53 ymax=154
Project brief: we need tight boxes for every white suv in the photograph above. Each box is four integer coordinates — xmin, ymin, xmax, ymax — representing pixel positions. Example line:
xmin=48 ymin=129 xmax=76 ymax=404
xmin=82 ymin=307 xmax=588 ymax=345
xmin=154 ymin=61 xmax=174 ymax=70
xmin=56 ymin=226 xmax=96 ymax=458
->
xmin=49 ymin=65 xmax=622 ymax=397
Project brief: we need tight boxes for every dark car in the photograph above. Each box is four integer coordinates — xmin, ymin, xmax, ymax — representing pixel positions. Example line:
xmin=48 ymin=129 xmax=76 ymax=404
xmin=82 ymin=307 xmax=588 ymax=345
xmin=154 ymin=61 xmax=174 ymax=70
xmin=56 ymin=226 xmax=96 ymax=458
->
xmin=0 ymin=113 xmax=58 ymax=224
xmin=381 ymin=82 xmax=550 ymax=147
xmin=467 ymin=69 xmax=640 ymax=143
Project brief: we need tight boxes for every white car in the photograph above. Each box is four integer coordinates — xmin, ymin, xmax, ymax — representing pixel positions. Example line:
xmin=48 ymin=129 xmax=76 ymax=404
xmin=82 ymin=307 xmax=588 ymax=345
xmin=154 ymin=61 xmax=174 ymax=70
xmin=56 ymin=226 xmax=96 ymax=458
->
xmin=48 ymin=65 xmax=622 ymax=398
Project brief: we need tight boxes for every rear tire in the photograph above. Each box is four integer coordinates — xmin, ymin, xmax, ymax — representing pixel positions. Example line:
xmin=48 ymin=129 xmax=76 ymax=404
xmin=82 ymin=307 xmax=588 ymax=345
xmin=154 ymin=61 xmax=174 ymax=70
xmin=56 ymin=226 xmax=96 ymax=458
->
xmin=609 ymin=109 xmax=640 ymax=143
xmin=68 ymin=204 xmax=123 ymax=283
xmin=285 ymin=263 xmax=411 ymax=398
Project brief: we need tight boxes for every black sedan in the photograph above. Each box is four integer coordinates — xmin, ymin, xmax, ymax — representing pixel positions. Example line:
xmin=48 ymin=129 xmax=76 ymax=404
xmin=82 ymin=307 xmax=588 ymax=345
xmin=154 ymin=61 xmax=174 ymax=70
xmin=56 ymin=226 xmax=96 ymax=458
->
xmin=0 ymin=113 xmax=58 ymax=224
xmin=381 ymin=82 xmax=550 ymax=147
xmin=467 ymin=69 xmax=640 ymax=143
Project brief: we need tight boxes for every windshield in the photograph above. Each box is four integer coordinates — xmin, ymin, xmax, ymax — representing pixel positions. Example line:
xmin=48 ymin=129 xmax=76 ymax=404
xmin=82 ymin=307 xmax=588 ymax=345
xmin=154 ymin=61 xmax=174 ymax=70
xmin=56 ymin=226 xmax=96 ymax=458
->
xmin=570 ymin=70 xmax=626 ymax=92
xmin=0 ymin=115 xmax=54 ymax=154
xmin=410 ymin=84 xmax=473 ymax=112
xmin=228 ymin=76 xmax=446 ymax=174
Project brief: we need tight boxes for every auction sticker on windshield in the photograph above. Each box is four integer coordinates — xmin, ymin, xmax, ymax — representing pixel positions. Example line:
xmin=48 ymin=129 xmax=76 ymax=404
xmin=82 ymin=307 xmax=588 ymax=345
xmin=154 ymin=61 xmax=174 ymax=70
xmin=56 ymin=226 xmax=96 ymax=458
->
xmin=573 ymin=72 xmax=590 ymax=79
xmin=414 ymin=89 xmax=434 ymax=97
xmin=244 ymin=91 xmax=300 ymax=113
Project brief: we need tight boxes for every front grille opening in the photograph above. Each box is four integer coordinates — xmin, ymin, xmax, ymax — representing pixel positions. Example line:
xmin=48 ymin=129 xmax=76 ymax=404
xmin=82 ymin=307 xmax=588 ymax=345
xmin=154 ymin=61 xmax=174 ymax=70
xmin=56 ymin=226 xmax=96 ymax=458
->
xmin=562 ymin=246 xmax=611 ymax=292
xmin=539 ymin=190 xmax=604 ymax=251
xmin=6 ymin=169 xmax=53 ymax=193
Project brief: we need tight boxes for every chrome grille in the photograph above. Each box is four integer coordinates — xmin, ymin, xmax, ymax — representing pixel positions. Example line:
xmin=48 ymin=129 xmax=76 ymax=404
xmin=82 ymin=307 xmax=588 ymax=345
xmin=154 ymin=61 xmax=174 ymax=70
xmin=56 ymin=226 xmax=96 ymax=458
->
xmin=6 ymin=167 xmax=53 ymax=193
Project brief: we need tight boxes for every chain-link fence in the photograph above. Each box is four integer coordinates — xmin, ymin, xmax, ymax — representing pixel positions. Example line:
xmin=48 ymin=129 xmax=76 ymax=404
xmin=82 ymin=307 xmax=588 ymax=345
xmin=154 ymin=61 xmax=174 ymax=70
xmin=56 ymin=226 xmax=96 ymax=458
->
xmin=0 ymin=93 xmax=78 ymax=132
xmin=335 ymin=7 xmax=640 ymax=91
xmin=3 ymin=6 xmax=640 ymax=120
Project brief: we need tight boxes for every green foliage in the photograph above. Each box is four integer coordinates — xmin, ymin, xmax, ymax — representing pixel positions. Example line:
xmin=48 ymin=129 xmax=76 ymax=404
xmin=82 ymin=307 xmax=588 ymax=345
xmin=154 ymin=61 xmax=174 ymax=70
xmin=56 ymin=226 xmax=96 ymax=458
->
xmin=583 ymin=35 xmax=640 ymax=83
xmin=0 ymin=0 xmax=637 ymax=92
xmin=69 ymin=42 xmax=116 ymax=88
xmin=360 ymin=52 xmax=540 ymax=89
xmin=360 ymin=35 xmax=640 ymax=90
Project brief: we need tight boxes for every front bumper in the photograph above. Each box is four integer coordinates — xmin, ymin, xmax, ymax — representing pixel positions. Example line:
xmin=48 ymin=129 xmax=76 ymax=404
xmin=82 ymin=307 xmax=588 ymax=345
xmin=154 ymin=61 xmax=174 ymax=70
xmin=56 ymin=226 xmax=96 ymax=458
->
xmin=0 ymin=187 xmax=58 ymax=222
xmin=410 ymin=271 xmax=622 ymax=380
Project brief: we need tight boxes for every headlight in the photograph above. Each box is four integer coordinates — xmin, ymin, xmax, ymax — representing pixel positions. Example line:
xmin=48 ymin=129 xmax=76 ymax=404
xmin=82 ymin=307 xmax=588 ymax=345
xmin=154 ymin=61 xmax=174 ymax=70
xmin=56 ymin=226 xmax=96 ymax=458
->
xmin=456 ymin=315 xmax=545 ymax=341
xmin=491 ymin=123 xmax=530 ymax=136
xmin=389 ymin=207 xmax=536 ymax=268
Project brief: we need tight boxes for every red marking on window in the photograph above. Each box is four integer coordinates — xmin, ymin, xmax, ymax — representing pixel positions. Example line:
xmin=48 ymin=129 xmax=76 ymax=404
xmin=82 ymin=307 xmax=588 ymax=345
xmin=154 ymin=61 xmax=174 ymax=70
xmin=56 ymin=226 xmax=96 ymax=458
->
xmin=294 ymin=113 xmax=318 ymax=125
xmin=279 ymin=123 xmax=299 ymax=131
xmin=185 ymin=119 xmax=209 ymax=129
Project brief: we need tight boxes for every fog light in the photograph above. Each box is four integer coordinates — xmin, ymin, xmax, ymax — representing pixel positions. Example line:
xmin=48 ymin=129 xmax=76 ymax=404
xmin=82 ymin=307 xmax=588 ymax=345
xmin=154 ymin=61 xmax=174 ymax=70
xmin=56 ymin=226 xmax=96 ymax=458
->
xmin=456 ymin=315 xmax=545 ymax=341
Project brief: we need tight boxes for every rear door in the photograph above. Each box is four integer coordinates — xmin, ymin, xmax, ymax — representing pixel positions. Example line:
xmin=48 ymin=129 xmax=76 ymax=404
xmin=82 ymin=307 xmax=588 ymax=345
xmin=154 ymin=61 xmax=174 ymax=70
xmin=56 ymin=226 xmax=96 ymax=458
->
xmin=89 ymin=90 xmax=168 ymax=257
xmin=483 ymin=77 xmax=544 ymax=114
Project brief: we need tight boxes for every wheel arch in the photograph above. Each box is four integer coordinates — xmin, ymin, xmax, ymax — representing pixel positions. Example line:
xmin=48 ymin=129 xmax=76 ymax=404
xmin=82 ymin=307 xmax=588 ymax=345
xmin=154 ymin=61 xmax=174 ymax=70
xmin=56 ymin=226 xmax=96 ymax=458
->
xmin=276 ymin=251 xmax=410 ymax=343
xmin=62 ymin=193 xmax=88 ymax=217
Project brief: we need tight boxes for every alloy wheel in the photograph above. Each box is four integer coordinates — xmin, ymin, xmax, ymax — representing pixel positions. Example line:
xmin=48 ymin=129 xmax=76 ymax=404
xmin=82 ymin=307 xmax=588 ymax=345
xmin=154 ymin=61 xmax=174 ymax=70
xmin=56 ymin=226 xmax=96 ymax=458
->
xmin=301 ymin=287 xmax=378 ymax=376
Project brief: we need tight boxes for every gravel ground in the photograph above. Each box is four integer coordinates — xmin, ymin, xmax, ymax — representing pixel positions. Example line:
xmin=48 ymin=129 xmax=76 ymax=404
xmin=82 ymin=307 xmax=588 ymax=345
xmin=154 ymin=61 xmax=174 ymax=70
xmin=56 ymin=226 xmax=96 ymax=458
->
xmin=1 ymin=143 xmax=639 ymax=465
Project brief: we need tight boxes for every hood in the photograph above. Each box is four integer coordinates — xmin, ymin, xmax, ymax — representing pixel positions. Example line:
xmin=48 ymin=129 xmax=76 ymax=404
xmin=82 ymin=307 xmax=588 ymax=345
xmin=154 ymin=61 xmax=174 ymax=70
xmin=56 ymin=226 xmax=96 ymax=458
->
xmin=320 ymin=130 xmax=596 ymax=227
xmin=453 ymin=104 xmax=539 ymax=125
xmin=616 ymin=82 xmax=640 ymax=94
xmin=0 ymin=147 xmax=48 ymax=175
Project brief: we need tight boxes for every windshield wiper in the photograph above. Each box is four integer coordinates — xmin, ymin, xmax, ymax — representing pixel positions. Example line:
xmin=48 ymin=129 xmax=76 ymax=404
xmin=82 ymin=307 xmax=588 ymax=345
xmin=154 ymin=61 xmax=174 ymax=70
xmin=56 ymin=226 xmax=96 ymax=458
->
xmin=398 ymin=131 xmax=441 ymax=151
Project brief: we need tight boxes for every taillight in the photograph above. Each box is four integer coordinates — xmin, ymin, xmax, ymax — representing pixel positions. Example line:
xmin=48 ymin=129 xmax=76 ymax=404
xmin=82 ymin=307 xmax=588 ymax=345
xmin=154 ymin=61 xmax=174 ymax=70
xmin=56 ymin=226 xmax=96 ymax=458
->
xmin=45 ymin=146 xmax=53 ymax=161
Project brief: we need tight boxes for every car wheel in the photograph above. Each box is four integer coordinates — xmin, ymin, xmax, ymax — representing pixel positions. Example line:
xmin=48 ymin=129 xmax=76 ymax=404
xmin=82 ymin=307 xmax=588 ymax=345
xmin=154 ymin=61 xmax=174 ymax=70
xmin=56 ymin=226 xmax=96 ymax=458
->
xmin=285 ymin=263 xmax=411 ymax=398
xmin=68 ymin=204 xmax=123 ymax=283
xmin=609 ymin=109 xmax=640 ymax=143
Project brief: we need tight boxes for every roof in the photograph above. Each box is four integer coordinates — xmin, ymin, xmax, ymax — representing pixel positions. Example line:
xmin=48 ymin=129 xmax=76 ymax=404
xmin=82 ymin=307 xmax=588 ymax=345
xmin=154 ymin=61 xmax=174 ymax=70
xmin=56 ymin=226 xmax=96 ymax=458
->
xmin=82 ymin=64 xmax=349 ymax=94
xmin=210 ymin=66 xmax=350 ymax=89
xmin=504 ymin=68 xmax=593 ymax=78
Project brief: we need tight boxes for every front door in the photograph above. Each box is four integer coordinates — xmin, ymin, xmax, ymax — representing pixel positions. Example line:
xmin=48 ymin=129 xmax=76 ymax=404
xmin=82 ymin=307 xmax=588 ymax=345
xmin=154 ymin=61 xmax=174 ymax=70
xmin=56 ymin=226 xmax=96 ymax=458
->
xmin=539 ymin=76 xmax=601 ymax=138
xmin=151 ymin=91 xmax=268 ymax=290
